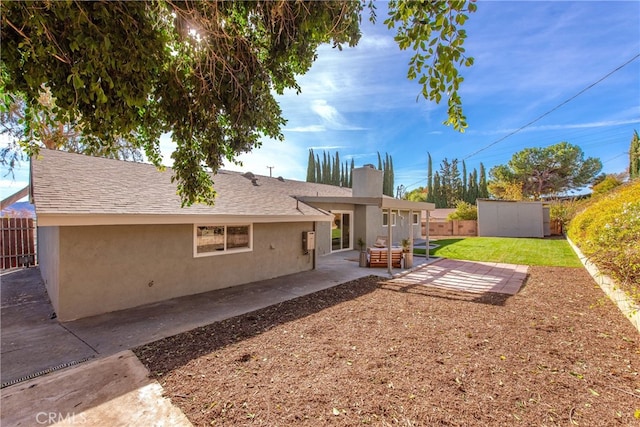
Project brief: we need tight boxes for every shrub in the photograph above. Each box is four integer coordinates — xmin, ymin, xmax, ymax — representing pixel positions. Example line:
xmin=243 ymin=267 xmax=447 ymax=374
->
xmin=568 ymin=180 xmax=640 ymax=292
xmin=448 ymin=200 xmax=477 ymax=220
xmin=592 ymin=174 xmax=623 ymax=196
xmin=548 ymin=198 xmax=585 ymax=229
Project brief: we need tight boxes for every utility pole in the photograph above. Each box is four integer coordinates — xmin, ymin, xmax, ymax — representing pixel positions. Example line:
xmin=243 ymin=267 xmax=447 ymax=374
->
xmin=266 ymin=166 xmax=274 ymax=177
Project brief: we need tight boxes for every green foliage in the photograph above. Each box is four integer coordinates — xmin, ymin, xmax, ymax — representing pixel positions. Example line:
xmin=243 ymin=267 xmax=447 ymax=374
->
xmin=2 ymin=1 xmax=474 ymax=206
xmin=386 ymin=0 xmax=476 ymax=131
xmin=404 ymin=186 xmax=427 ymax=202
xmin=306 ymin=149 xmax=352 ymax=187
xmin=489 ymin=142 xmax=602 ymax=199
xmin=426 ymin=152 xmax=434 ymax=203
xmin=306 ymin=149 xmax=394 ymax=190
xmin=591 ymin=174 xmax=623 ymax=196
xmin=426 ymin=152 xmax=485 ymax=207
xmin=487 ymin=175 xmax=524 ymax=200
xmin=439 ymin=158 xmax=462 ymax=207
xmin=447 ymin=200 xmax=477 ymax=220
xmin=629 ymin=130 xmax=640 ymax=179
xmin=568 ymin=181 xmax=640 ymax=287
xmin=548 ymin=199 xmax=584 ymax=228
xmin=478 ymin=162 xmax=489 ymax=199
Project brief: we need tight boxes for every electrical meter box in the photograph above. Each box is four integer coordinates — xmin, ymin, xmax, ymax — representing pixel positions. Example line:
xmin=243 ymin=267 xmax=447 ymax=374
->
xmin=302 ymin=231 xmax=315 ymax=251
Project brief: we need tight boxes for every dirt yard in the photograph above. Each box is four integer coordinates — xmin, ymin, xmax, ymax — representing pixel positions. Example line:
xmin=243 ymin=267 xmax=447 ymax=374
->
xmin=135 ymin=266 xmax=639 ymax=426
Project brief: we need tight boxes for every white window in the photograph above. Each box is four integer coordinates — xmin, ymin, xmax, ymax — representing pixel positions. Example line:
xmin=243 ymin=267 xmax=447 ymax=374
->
xmin=412 ymin=212 xmax=420 ymax=225
xmin=382 ymin=211 xmax=396 ymax=227
xmin=194 ymin=224 xmax=252 ymax=257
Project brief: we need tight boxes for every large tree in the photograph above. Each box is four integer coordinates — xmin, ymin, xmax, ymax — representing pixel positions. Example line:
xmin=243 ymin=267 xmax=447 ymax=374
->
xmin=438 ymin=157 xmax=462 ymax=207
xmin=1 ymin=0 xmax=476 ymax=205
xmin=0 ymin=93 xmax=143 ymax=175
xmin=488 ymin=142 xmax=602 ymax=199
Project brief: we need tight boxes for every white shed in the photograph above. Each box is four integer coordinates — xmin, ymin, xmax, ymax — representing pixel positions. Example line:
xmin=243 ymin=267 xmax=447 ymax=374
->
xmin=477 ymin=199 xmax=544 ymax=238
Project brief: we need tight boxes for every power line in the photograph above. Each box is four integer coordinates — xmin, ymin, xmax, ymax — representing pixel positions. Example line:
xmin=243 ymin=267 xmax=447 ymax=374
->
xmin=602 ymin=152 xmax=628 ymax=164
xmin=463 ymin=53 xmax=640 ymax=161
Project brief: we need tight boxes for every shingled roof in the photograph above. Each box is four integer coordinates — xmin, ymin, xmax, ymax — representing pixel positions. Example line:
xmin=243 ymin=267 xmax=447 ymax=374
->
xmin=31 ymin=150 xmax=353 ymax=226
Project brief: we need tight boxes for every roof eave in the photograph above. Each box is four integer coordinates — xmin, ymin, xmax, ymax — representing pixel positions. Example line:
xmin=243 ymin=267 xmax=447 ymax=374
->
xmin=298 ymin=196 xmax=434 ymax=211
xmin=36 ymin=213 xmax=333 ymax=227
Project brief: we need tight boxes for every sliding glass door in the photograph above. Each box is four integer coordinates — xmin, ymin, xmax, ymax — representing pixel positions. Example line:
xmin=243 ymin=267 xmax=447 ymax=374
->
xmin=331 ymin=211 xmax=352 ymax=252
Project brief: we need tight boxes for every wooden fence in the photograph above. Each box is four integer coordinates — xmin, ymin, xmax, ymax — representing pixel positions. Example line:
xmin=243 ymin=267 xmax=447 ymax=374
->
xmin=1 ymin=218 xmax=36 ymax=269
xmin=550 ymin=219 xmax=563 ymax=236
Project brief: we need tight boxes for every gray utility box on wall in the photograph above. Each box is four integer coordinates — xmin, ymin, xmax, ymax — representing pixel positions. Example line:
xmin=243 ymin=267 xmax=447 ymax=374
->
xmin=302 ymin=231 xmax=315 ymax=252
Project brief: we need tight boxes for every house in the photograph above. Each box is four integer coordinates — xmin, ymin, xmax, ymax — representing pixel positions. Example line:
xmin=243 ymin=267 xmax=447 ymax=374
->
xmin=31 ymin=150 xmax=434 ymax=321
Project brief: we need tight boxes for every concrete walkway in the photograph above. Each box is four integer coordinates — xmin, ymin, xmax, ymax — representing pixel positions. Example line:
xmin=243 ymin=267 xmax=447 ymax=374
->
xmin=0 ymin=253 xmax=529 ymax=426
xmin=2 ymin=351 xmax=191 ymax=426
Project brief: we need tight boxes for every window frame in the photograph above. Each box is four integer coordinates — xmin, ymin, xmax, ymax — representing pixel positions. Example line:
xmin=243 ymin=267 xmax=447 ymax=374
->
xmin=382 ymin=211 xmax=397 ymax=227
xmin=412 ymin=212 xmax=420 ymax=225
xmin=194 ymin=223 xmax=253 ymax=257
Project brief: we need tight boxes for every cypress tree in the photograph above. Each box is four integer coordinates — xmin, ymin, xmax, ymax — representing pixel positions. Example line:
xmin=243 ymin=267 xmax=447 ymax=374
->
xmin=433 ymin=171 xmax=445 ymax=208
xmin=426 ymin=152 xmax=434 ymax=203
xmin=462 ymin=160 xmax=468 ymax=202
xmin=349 ymin=159 xmax=355 ymax=187
xmin=306 ymin=149 xmax=315 ymax=182
xmin=468 ymin=169 xmax=478 ymax=204
xmin=479 ymin=162 xmax=489 ymax=198
xmin=389 ymin=156 xmax=395 ymax=197
xmin=377 ymin=152 xmax=383 ymax=170
xmin=630 ymin=130 xmax=640 ymax=179
xmin=322 ymin=152 xmax=329 ymax=184
xmin=315 ymin=154 xmax=321 ymax=183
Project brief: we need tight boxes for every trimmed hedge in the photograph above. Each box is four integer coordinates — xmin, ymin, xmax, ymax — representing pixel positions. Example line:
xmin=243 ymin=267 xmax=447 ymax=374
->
xmin=568 ymin=180 xmax=640 ymax=289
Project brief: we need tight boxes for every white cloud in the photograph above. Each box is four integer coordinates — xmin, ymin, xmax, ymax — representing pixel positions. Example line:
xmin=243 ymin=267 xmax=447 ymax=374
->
xmin=285 ymin=125 xmax=326 ymax=133
xmin=309 ymin=100 xmax=366 ymax=131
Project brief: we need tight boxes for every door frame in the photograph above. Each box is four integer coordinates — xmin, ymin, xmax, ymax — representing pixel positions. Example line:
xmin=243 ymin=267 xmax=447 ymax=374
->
xmin=330 ymin=210 xmax=354 ymax=252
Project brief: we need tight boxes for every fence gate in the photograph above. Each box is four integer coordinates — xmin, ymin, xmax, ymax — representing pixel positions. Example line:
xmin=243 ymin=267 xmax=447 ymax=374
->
xmin=1 ymin=218 xmax=36 ymax=269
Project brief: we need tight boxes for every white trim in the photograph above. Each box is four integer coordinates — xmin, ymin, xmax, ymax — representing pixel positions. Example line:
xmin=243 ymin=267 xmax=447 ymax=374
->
xmin=383 ymin=211 xmax=397 ymax=227
xmin=193 ymin=223 xmax=254 ymax=258
xmin=330 ymin=210 xmax=354 ymax=252
xmin=36 ymin=213 xmax=332 ymax=227
xmin=412 ymin=212 xmax=420 ymax=225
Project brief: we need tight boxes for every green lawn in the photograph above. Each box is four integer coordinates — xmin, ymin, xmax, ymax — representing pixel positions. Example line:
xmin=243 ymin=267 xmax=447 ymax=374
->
xmin=415 ymin=237 xmax=582 ymax=267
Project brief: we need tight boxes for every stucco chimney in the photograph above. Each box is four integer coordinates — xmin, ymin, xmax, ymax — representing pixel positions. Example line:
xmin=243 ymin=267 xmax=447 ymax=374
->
xmin=351 ymin=165 xmax=383 ymax=197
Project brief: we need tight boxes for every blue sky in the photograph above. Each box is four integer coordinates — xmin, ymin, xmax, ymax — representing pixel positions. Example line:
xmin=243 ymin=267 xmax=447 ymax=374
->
xmin=2 ymin=0 xmax=639 ymax=201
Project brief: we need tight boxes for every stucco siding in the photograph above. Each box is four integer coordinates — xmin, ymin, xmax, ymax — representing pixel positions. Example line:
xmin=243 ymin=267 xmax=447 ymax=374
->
xmin=315 ymin=221 xmax=332 ymax=256
xmin=55 ymin=222 xmax=314 ymax=320
xmin=37 ymin=226 xmax=60 ymax=313
xmin=477 ymin=200 xmax=544 ymax=238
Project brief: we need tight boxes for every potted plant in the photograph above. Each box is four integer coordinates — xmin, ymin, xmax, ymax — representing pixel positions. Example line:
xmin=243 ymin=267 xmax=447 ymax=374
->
xmin=357 ymin=237 xmax=368 ymax=267
xmin=401 ymin=238 xmax=413 ymax=268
